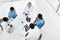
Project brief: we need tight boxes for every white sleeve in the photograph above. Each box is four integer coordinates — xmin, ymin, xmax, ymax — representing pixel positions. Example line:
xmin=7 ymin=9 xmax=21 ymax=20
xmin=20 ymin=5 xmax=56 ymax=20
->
xmin=10 ymin=18 xmax=14 ymax=21
xmin=23 ymin=7 xmax=27 ymax=13
xmin=31 ymin=6 xmax=33 ymax=12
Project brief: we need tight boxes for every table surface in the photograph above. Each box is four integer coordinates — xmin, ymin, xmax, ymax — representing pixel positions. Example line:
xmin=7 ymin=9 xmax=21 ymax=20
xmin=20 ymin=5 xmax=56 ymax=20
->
xmin=0 ymin=13 xmax=36 ymax=40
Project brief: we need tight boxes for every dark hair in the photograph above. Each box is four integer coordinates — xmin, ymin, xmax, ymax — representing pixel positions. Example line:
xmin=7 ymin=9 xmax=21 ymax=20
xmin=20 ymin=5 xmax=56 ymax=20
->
xmin=10 ymin=25 xmax=12 ymax=27
xmin=3 ymin=17 xmax=9 ymax=22
xmin=28 ymin=2 xmax=32 ymax=4
xmin=29 ymin=23 xmax=35 ymax=29
xmin=38 ymin=14 xmax=42 ymax=19
xmin=10 ymin=7 xmax=14 ymax=11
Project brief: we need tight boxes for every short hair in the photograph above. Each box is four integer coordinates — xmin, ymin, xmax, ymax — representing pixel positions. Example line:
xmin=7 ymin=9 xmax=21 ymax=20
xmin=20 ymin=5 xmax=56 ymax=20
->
xmin=3 ymin=17 xmax=9 ymax=22
xmin=29 ymin=23 xmax=35 ymax=29
xmin=38 ymin=14 xmax=42 ymax=19
xmin=27 ymin=2 xmax=32 ymax=6
xmin=10 ymin=7 xmax=14 ymax=11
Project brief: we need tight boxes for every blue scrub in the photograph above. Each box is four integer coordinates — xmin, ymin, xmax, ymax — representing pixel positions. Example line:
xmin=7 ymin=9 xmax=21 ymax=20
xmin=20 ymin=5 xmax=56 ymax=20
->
xmin=35 ymin=19 xmax=44 ymax=29
xmin=8 ymin=11 xmax=17 ymax=19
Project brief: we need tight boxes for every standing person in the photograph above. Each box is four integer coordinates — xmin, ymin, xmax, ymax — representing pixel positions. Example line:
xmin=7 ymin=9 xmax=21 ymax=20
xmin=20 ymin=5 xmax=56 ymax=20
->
xmin=23 ymin=2 xmax=33 ymax=15
xmin=34 ymin=13 xmax=45 ymax=40
xmin=8 ymin=7 xmax=17 ymax=21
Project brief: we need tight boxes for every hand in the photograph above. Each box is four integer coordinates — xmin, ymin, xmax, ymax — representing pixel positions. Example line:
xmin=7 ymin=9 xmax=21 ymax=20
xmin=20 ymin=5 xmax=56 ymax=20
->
xmin=25 ymin=13 xmax=28 ymax=16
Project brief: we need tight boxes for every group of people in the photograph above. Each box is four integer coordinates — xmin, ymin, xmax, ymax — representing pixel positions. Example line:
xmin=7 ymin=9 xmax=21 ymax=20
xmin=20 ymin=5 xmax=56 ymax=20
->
xmin=0 ymin=2 xmax=45 ymax=40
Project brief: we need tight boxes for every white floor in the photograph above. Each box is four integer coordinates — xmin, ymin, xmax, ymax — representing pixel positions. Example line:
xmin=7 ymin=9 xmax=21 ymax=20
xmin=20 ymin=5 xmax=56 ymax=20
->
xmin=36 ymin=0 xmax=60 ymax=40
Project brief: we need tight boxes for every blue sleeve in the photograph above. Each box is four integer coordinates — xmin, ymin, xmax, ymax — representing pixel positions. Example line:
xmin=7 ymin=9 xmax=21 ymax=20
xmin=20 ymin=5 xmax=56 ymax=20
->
xmin=8 ymin=12 xmax=12 ymax=18
xmin=35 ymin=19 xmax=45 ymax=29
xmin=13 ymin=11 xmax=17 ymax=19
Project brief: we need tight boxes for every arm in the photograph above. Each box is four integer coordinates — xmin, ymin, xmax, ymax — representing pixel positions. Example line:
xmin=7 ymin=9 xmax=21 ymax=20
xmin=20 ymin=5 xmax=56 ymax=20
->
xmin=33 ymin=17 xmax=38 ymax=23
xmin=13 ymin=11 xmax=17 ymax=19
xmin=8 ymin=12 xmax=12 ymax=18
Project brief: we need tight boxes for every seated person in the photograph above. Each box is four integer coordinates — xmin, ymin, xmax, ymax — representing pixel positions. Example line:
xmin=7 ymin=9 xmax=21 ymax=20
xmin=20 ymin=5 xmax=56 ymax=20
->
xmin=0 ymin=17 xmax=11 ymax=31
xmin=8 ymin=7 xmax=17 ymax=21
xmin=23 ymin=2 xmax=33 ymax=16
xmin=34 ymin=13 xmax=45 ymax=29
xmin=33 ymin=13 xmax=45 ymax=40
xmin=25 ymin=23 xmax=40 ymax=40
xmin=3 ymin=17 xmax=10 ymax=25
xmin=0 ymin=17 xmax=9 ymax=30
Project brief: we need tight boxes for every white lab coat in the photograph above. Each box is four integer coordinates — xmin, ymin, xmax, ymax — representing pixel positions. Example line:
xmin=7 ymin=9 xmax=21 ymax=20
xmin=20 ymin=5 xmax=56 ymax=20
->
xmin=1 ymin=22 xmax=9 ymax=30
xmin=24 ymin=6 xmax=33 ymax=14
xmin=1 ymin=18 xmax=12 ymax=29
xmin=25 ymin=26 xmax=40 ymax=40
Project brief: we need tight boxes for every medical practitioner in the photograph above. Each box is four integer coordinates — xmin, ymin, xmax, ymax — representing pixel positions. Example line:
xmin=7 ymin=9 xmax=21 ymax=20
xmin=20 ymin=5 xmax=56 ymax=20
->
xmin=1 ymin=17 xmax=10 ymax=31
xmin=23 ymin=2 xmax=33 ymax=15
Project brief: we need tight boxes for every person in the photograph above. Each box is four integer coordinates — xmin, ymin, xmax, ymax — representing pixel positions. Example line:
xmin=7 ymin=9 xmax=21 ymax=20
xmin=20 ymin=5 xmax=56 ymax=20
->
xmin=23 ymin=2 xmax=33 ymax=16
xmin=3 ymin=17 xmax=11 ymax=26
xmin=8 ymin=7 xmax=17 ymax=21
xmin=0 ymin=17 xmax=10 ymax=30
xmin=34 ymin=13 xmax=45 ymax=29
xmin=25 ymin=23 xmax=40 ymax=40
xmin=33 ymin=13 xmax=45 ymax=40
xmin=0 ymin=17 xmax=9 ymax=31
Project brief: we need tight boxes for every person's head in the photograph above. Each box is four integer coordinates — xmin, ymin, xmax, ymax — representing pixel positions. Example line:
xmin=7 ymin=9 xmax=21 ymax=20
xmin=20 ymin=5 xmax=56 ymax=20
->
xmin=3 ymin=17 xmax=9 ymax=22
xmin=37 ymin=13 xmax=42 ymax=19
xmin=29 ymin=23 xmax=35 ymax=29
xmin=10 ymin=7 xmax=15 ymax=11
xmin=27 ymin=2 xmax=32 ymax=8
xmin=10 ymin=25 xmax=13 ymax=28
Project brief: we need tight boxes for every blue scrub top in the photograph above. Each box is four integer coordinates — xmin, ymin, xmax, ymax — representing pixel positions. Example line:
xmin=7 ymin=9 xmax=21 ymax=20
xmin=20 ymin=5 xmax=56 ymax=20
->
xmin=35 ymin=19 xmax=44 ymax=29
xmin=8 ymin=11 xmax=17 ymax=19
